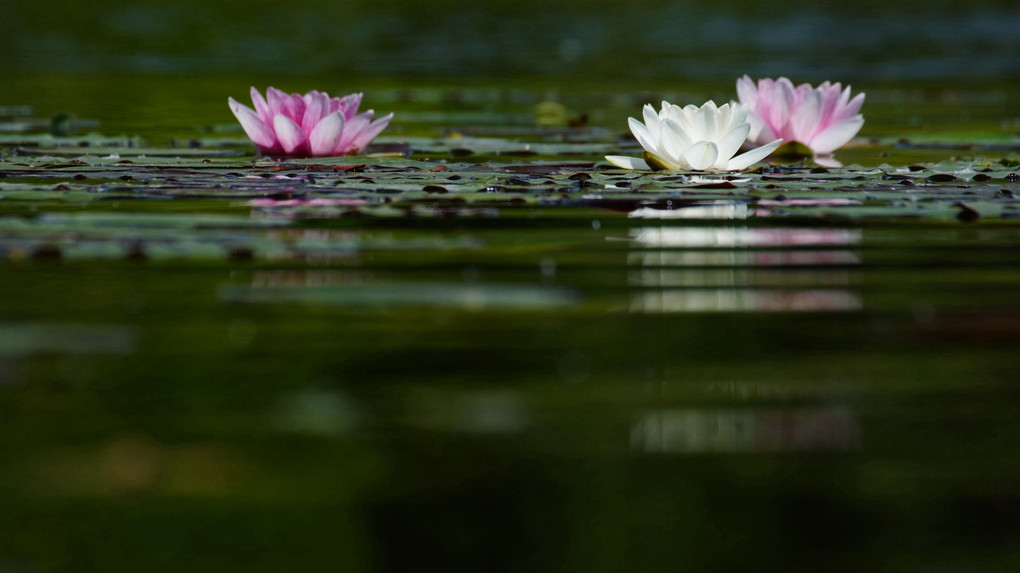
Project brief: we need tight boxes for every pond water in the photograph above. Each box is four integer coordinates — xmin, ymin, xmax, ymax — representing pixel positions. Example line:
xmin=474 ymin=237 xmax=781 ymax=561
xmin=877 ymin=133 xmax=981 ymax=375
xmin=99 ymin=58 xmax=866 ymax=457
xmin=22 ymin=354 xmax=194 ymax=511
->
xmin=3 ymin=2 xmax=1020 ymax=572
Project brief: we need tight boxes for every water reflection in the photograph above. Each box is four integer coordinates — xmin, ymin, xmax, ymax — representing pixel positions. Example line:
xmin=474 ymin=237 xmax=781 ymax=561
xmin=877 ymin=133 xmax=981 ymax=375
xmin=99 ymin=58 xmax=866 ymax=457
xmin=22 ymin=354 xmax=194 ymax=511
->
xmin=628 ymin=203 xmax=749 ymax=221
xmin=632 ymin=379 xmax=861 ymax=453
xmin=632 ymin=406 xmax=861 ymax=453
xmin=627 ymin=207 xmax=862 ymax=313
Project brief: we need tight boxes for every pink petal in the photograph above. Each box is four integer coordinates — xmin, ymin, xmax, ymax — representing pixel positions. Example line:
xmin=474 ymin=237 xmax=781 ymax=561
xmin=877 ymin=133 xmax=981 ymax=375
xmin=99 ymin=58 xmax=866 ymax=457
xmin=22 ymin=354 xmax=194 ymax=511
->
xmin=771 ymin=79 xmax=795 ymax=139
xmin=837 ymin=92 xmax=865 ymax=123
xmin=287 ymin=93 xmax=306 ymax=122
xmin=273 ymin=114 xmax=307 ymax=155
xmin=736 ymin=75 xmax=758 ymax=107
xmin=793 ymin=82 xmax=813 ymax=107
xmin=791 ymin=90 xmax=822 ymax=143
xmin=308 ymin=111 xmax=345 ymax=156
xmin=228 ymin=97 xmax=277 ymax=151
xmin=338 ymin=93 xmax=363 ymax=121
xmin=267 ymin=87 xmax=289 ymax=118
xmin=343 ymin=112 xmax=393 ymax=154
xmin=745 ymin=110 xmax=771 ymax=146
xmin=817 ymin=83 xmax=844 ymax=127
xmin=250 ymin=87 xmax=271 ymax=123
xmin=807 ymin=116 xmax=863 ymax=154
xmin=302 ymin=91 xmax=328 ymax=135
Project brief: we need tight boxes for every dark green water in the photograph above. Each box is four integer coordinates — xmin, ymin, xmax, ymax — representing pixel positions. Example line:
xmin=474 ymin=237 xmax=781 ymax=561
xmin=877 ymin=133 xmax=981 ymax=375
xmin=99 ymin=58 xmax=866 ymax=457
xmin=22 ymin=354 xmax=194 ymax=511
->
xmin=3 ymin=2 xmax=1020 ymax=571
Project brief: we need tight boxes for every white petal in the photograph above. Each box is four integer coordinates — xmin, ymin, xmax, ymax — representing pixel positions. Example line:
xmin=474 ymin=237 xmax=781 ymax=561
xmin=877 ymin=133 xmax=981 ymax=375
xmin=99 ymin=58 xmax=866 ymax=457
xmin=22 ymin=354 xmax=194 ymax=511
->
xmin=273 ymin=114 xmax=307 ymax=154
xmin=691 ymin=102 xmax=717 ymax=140
xmin=725 ymin=138 xmax=783 ymax=171
xmin=714 ymin=122 xmax=750 ymax=165
xmin=660 ymin=118 xmax=693 ymax=164
xmin=642 ymin=104 xmax=661 ymax=143
xmin=228 ymin=97 xmax=276 ymax=150
xmin=683 ymin=141 xmax=719 ymax=171
xmin=628 ymin=117 xmax=659 ymax=156
xmin=605 ymin=155 xmax=650 ymax=170
xmin=808 ymin=116 xmax=863 ymax=154
xmin=308 ymin=111 xmax=345 ymax=156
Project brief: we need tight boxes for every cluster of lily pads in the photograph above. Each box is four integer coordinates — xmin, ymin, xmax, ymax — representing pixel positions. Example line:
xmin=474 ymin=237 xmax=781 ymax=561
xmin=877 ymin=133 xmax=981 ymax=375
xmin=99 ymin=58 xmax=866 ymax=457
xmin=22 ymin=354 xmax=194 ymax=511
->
xmin=230 ymin=76 xmax=865 ymax=170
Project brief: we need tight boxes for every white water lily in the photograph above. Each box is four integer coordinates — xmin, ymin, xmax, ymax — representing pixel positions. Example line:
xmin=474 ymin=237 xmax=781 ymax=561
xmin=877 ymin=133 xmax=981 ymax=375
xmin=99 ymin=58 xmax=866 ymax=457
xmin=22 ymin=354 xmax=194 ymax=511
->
xmin=606 ymin=100 xmax=783 ymax=172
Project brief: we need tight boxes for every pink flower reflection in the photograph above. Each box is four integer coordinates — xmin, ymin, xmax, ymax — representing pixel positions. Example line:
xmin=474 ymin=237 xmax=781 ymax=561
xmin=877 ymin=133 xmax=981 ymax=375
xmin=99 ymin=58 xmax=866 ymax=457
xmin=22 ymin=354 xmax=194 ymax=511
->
xmin=229 ymin=87 xmax=393 ymax=158
xmin=248 ymin=198 xmax=369 ymax=207
xmin=755 ymin=198 xmax=862 ymax=207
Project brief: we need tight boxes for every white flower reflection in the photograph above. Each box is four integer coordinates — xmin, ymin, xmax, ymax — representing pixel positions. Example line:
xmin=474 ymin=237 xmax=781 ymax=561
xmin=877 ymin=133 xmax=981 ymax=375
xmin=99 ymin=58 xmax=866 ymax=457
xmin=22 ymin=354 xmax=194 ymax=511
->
xmin=626 ymin=214 xmax=862 ymax=313
xmin=628 ymin=202 xmax=749 ymax=221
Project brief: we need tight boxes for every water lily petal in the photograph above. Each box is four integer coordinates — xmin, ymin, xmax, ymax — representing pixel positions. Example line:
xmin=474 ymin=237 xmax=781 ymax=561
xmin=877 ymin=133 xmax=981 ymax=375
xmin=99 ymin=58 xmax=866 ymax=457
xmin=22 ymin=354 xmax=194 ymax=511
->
xmin=642 ymin=104 xmax=661 ymax=144
xmin=791 ymin=90 xmax=822 ymax=142
xmin=273 ymin=114 xmax=307 ymax=155
xmin=250 ymin=87 xmax=272 ymax=123
xmin=659 ymin=118 xmax=693 ymax=163
xmin=808 ymin=116 xmax=863 ymax=154
xmin=605 ymin=155 xmax=651 ymax=170
xmin=308 ymin=110 xmax=345 ymax=156
xmin=267 ymin=87 xmax=290 ymax=118
xmin=839 ymin=92 xmax=865 ymax=122
xmin=691 ymin=102 xmax=718 ymax=141
xmin=302 ymin=91 xmax=328 ymax=135
xmin=736 ymin=75 xmax=758 ymax=108
xmin=725 ymin=138 xmax=783 ymax=171
xmin=744 ymin=110 xmax=767 ymax=145
xmin=345 ymin=112 xmax=393 ymax=154
xmin=683 ymin=141 xmax=719 ymax=171
xmin=337 ymin=93 xmax=363 ymax=121
xmin=769 ymin=80 xmax=794 ymax=139
xmin=286 ymin=93 xmax=306 ymax=122
xmin=628 ymin=117 xmax=659 ymax=156
xmin=228 ymin=97 xmax=277 ymax=150
xmin=714 ymin=122 xmax=751 ymax=165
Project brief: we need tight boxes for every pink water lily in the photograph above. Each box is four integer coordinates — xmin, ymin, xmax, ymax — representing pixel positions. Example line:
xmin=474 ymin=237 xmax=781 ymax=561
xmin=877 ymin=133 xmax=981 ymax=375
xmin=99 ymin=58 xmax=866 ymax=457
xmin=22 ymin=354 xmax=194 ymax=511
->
xmin=228 ymin=87 xmax=393 ymax=158
xmin=736 ymin=76 xmax=864 ymax=165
